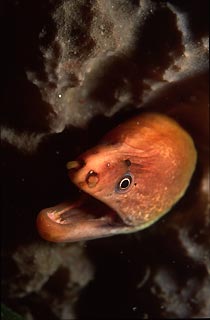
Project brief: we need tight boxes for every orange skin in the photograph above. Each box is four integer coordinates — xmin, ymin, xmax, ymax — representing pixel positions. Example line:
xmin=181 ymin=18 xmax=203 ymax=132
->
xmin=37 ymin=113 xmax=197 ymax=242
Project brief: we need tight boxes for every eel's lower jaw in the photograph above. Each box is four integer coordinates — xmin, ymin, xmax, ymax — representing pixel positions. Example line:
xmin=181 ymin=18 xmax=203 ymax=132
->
xmin=36 ymin=196 xmax=132 ymax=243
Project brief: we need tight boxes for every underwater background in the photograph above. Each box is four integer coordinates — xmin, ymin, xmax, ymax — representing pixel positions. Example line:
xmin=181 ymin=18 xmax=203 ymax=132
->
xmin=1 ymin=0 xmax=209 ymax=319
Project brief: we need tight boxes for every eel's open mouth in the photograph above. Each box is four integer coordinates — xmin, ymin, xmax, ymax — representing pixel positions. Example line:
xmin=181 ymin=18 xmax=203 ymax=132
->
xmin=36 ymin=193 xmax=131 ymax=242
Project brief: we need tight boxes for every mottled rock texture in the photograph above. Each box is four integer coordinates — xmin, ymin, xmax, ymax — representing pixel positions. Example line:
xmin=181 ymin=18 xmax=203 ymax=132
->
xmin=1 ymin=0 xmax=209 ymax=319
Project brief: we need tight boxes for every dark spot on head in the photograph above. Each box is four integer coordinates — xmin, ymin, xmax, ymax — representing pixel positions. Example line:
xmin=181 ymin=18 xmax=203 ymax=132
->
xmin=125 ymin=159 xmax=131 ymax=167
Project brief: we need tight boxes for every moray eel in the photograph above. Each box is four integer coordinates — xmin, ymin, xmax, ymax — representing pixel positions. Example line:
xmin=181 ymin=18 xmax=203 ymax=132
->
xmin=37 ymin=113 xmax=197 ymax=242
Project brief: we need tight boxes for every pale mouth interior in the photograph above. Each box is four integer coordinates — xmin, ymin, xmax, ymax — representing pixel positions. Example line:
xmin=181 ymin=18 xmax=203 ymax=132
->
xmin=47 ymin=193 xmax=126 ymax=227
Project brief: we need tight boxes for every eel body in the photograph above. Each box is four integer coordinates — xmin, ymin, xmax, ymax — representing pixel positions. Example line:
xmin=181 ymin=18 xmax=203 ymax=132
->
xmin=37 ymin=113 xmax=197 ymax=242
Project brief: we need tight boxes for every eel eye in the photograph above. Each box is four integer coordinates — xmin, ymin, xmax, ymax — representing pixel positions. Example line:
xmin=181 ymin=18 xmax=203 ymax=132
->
xmin=116 ymin=173 xmax=133 ymax=193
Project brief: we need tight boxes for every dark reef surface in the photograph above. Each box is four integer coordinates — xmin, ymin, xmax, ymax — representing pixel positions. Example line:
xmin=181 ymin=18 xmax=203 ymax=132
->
xmin=1 ymin=0 xmax=209 ymax=319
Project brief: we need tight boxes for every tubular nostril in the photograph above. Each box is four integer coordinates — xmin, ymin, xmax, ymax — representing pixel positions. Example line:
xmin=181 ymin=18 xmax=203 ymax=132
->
xmin=86 ymin=170 xmax=99 ymax=188
xmin=66 ymin=159 xmax=86 ymax=171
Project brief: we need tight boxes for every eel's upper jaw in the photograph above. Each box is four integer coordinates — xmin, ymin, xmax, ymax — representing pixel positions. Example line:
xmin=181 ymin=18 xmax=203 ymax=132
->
xmin=36 ymin=198 xmax=134 ymax=243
